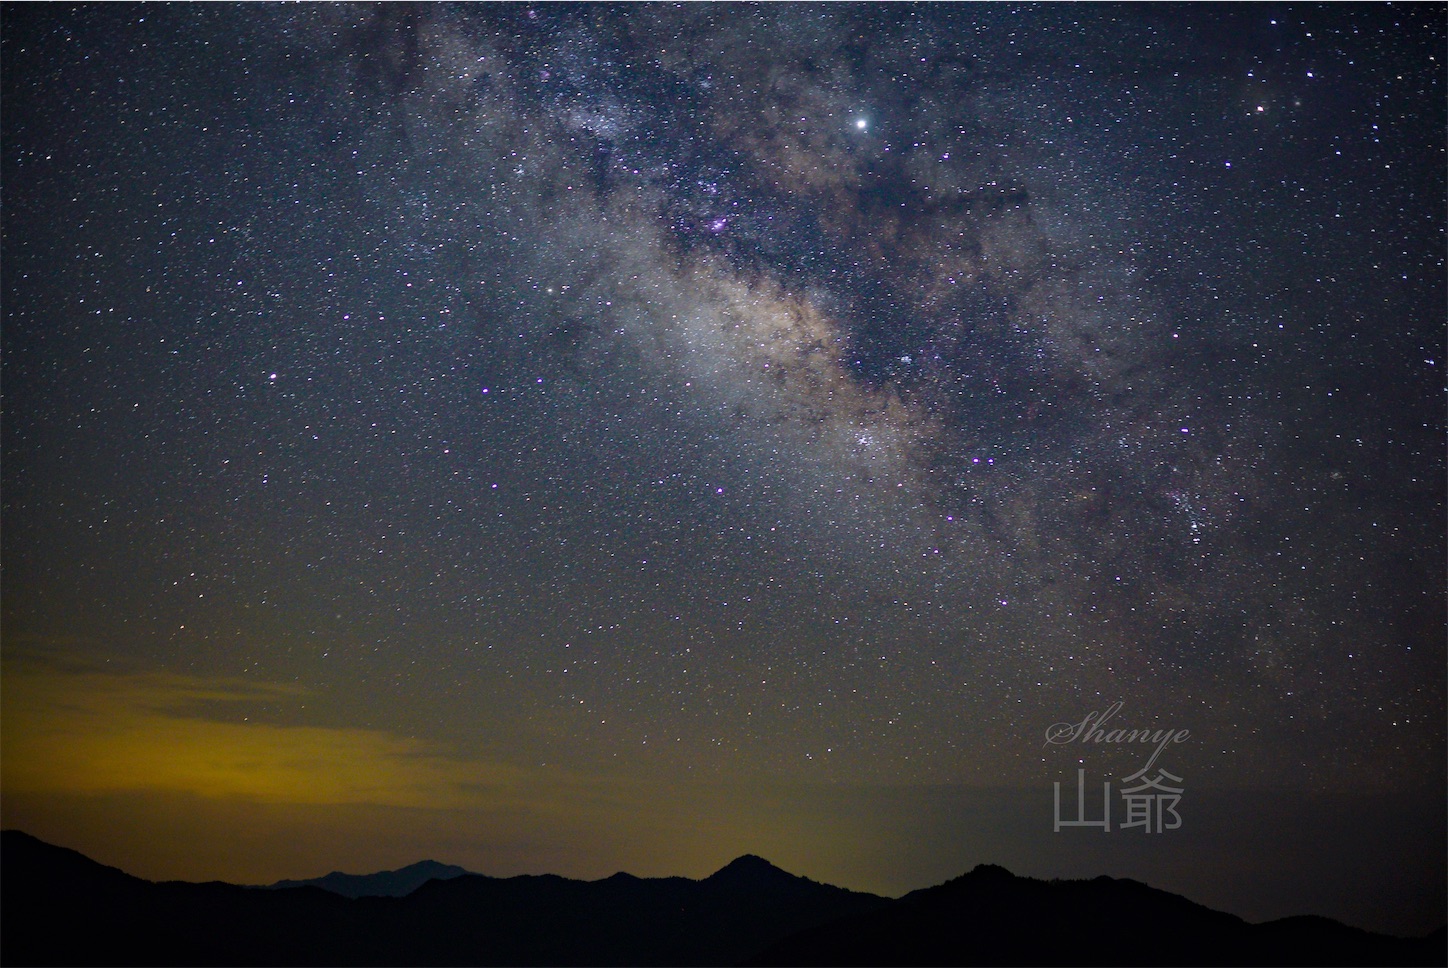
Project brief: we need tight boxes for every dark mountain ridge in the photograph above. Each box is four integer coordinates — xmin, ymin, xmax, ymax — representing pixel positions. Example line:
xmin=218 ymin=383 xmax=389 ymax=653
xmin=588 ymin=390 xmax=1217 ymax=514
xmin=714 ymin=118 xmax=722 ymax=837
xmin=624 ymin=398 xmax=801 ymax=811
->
xmin=2 ymin=830 xmax=1441 ymax=967
xmin=1 ymin=830 xmax=881 ymax=966
xmin=753 ymin=862 xmax=1445 ymax=966
xmin=267 ymin=858 xmax=471 ymax=897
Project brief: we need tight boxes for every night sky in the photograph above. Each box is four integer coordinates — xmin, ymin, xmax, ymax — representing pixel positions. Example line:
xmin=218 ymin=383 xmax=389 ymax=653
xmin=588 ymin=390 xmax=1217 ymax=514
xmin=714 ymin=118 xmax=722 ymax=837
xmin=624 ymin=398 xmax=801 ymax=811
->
xmin=3 ymin=2 xmax=1444 ymax=938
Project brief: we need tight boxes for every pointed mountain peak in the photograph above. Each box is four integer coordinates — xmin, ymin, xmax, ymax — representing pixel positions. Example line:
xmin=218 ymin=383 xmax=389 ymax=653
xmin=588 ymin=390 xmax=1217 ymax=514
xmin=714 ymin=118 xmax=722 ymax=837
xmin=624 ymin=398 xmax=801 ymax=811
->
xmin=707 ymin=854 xmax=795 ymax=883
xmin=601 ymin=870 xmax=640 ymax=883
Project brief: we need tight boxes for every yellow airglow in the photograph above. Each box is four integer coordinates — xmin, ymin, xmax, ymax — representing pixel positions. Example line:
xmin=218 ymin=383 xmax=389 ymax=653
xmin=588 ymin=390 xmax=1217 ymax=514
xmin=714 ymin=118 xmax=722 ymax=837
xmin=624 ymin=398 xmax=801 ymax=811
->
xmin=2 ymin=660 xmax=514 ymax=809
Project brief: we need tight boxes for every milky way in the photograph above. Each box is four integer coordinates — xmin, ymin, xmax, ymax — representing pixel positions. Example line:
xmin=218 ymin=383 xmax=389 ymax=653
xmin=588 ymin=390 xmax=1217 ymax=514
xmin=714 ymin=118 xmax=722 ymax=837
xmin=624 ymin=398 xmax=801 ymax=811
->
xmin=3 ymin=2 xmax=1442 ymax=935
xmin=274 ymin=2 xmax=1420 ymax=709
xmin=335 ymin=7 xmax=1228 ymax=570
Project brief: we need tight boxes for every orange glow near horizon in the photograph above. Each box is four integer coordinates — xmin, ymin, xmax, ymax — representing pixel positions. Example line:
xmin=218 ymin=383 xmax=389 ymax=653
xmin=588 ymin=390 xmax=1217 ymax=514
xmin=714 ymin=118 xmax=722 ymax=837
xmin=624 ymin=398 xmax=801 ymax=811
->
xmin=2 ymin=657 xmax=524 ymax=808
xmin=0 ymin=653 xmax=886 ymax=889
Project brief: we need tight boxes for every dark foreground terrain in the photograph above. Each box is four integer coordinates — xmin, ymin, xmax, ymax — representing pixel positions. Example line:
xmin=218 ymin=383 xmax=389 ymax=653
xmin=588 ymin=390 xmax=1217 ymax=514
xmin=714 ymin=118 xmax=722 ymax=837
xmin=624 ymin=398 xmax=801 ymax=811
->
xmin=2 ymin=830 xmax=1441 ymax=966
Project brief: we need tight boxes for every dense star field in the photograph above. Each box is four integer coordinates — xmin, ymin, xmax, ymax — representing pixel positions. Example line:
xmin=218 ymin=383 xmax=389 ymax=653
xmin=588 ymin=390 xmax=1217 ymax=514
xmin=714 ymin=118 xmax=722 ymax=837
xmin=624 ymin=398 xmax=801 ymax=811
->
xmin=3 ymin=3 xmax=1443 ymax=938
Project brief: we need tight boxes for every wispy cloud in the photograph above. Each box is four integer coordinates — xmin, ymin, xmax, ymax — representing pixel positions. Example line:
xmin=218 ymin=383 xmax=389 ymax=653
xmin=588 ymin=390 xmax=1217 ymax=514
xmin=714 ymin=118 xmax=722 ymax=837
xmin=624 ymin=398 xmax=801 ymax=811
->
xmin=2 ymin=656 xmax=518 ymax=808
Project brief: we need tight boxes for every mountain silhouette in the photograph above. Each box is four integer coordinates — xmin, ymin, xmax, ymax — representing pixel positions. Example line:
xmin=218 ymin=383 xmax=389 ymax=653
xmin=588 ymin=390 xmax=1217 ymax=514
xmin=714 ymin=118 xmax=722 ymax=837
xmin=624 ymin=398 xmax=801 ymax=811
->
xmin=267 ymin=859 xmax=471 ymax=897
xmin=703 ymin=853 xmax=836 ymax=897
xmin=0 ymin=831 xmax=883 ymax=966
xmin=707 ymin=853 xmax=785 ymax=880
xmin=2 ymin=830 xmax=1441 ymax=966
xmin=750 ymin=862 xmax=1446 ymax=967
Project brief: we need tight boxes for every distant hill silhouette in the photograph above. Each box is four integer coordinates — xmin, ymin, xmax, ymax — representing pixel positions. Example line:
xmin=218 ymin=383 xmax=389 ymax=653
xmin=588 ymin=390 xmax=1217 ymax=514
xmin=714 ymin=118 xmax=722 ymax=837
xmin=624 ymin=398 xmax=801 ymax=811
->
xmin=0 ymin=831 xmax=882 ymax=966
xmin=2 ymin=830 xmax=1441 ymax=966
xmin=268 ymin=858 xmax=471 ymax=897
xmin=751 ymin=863 xmax=1446 ymax=967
